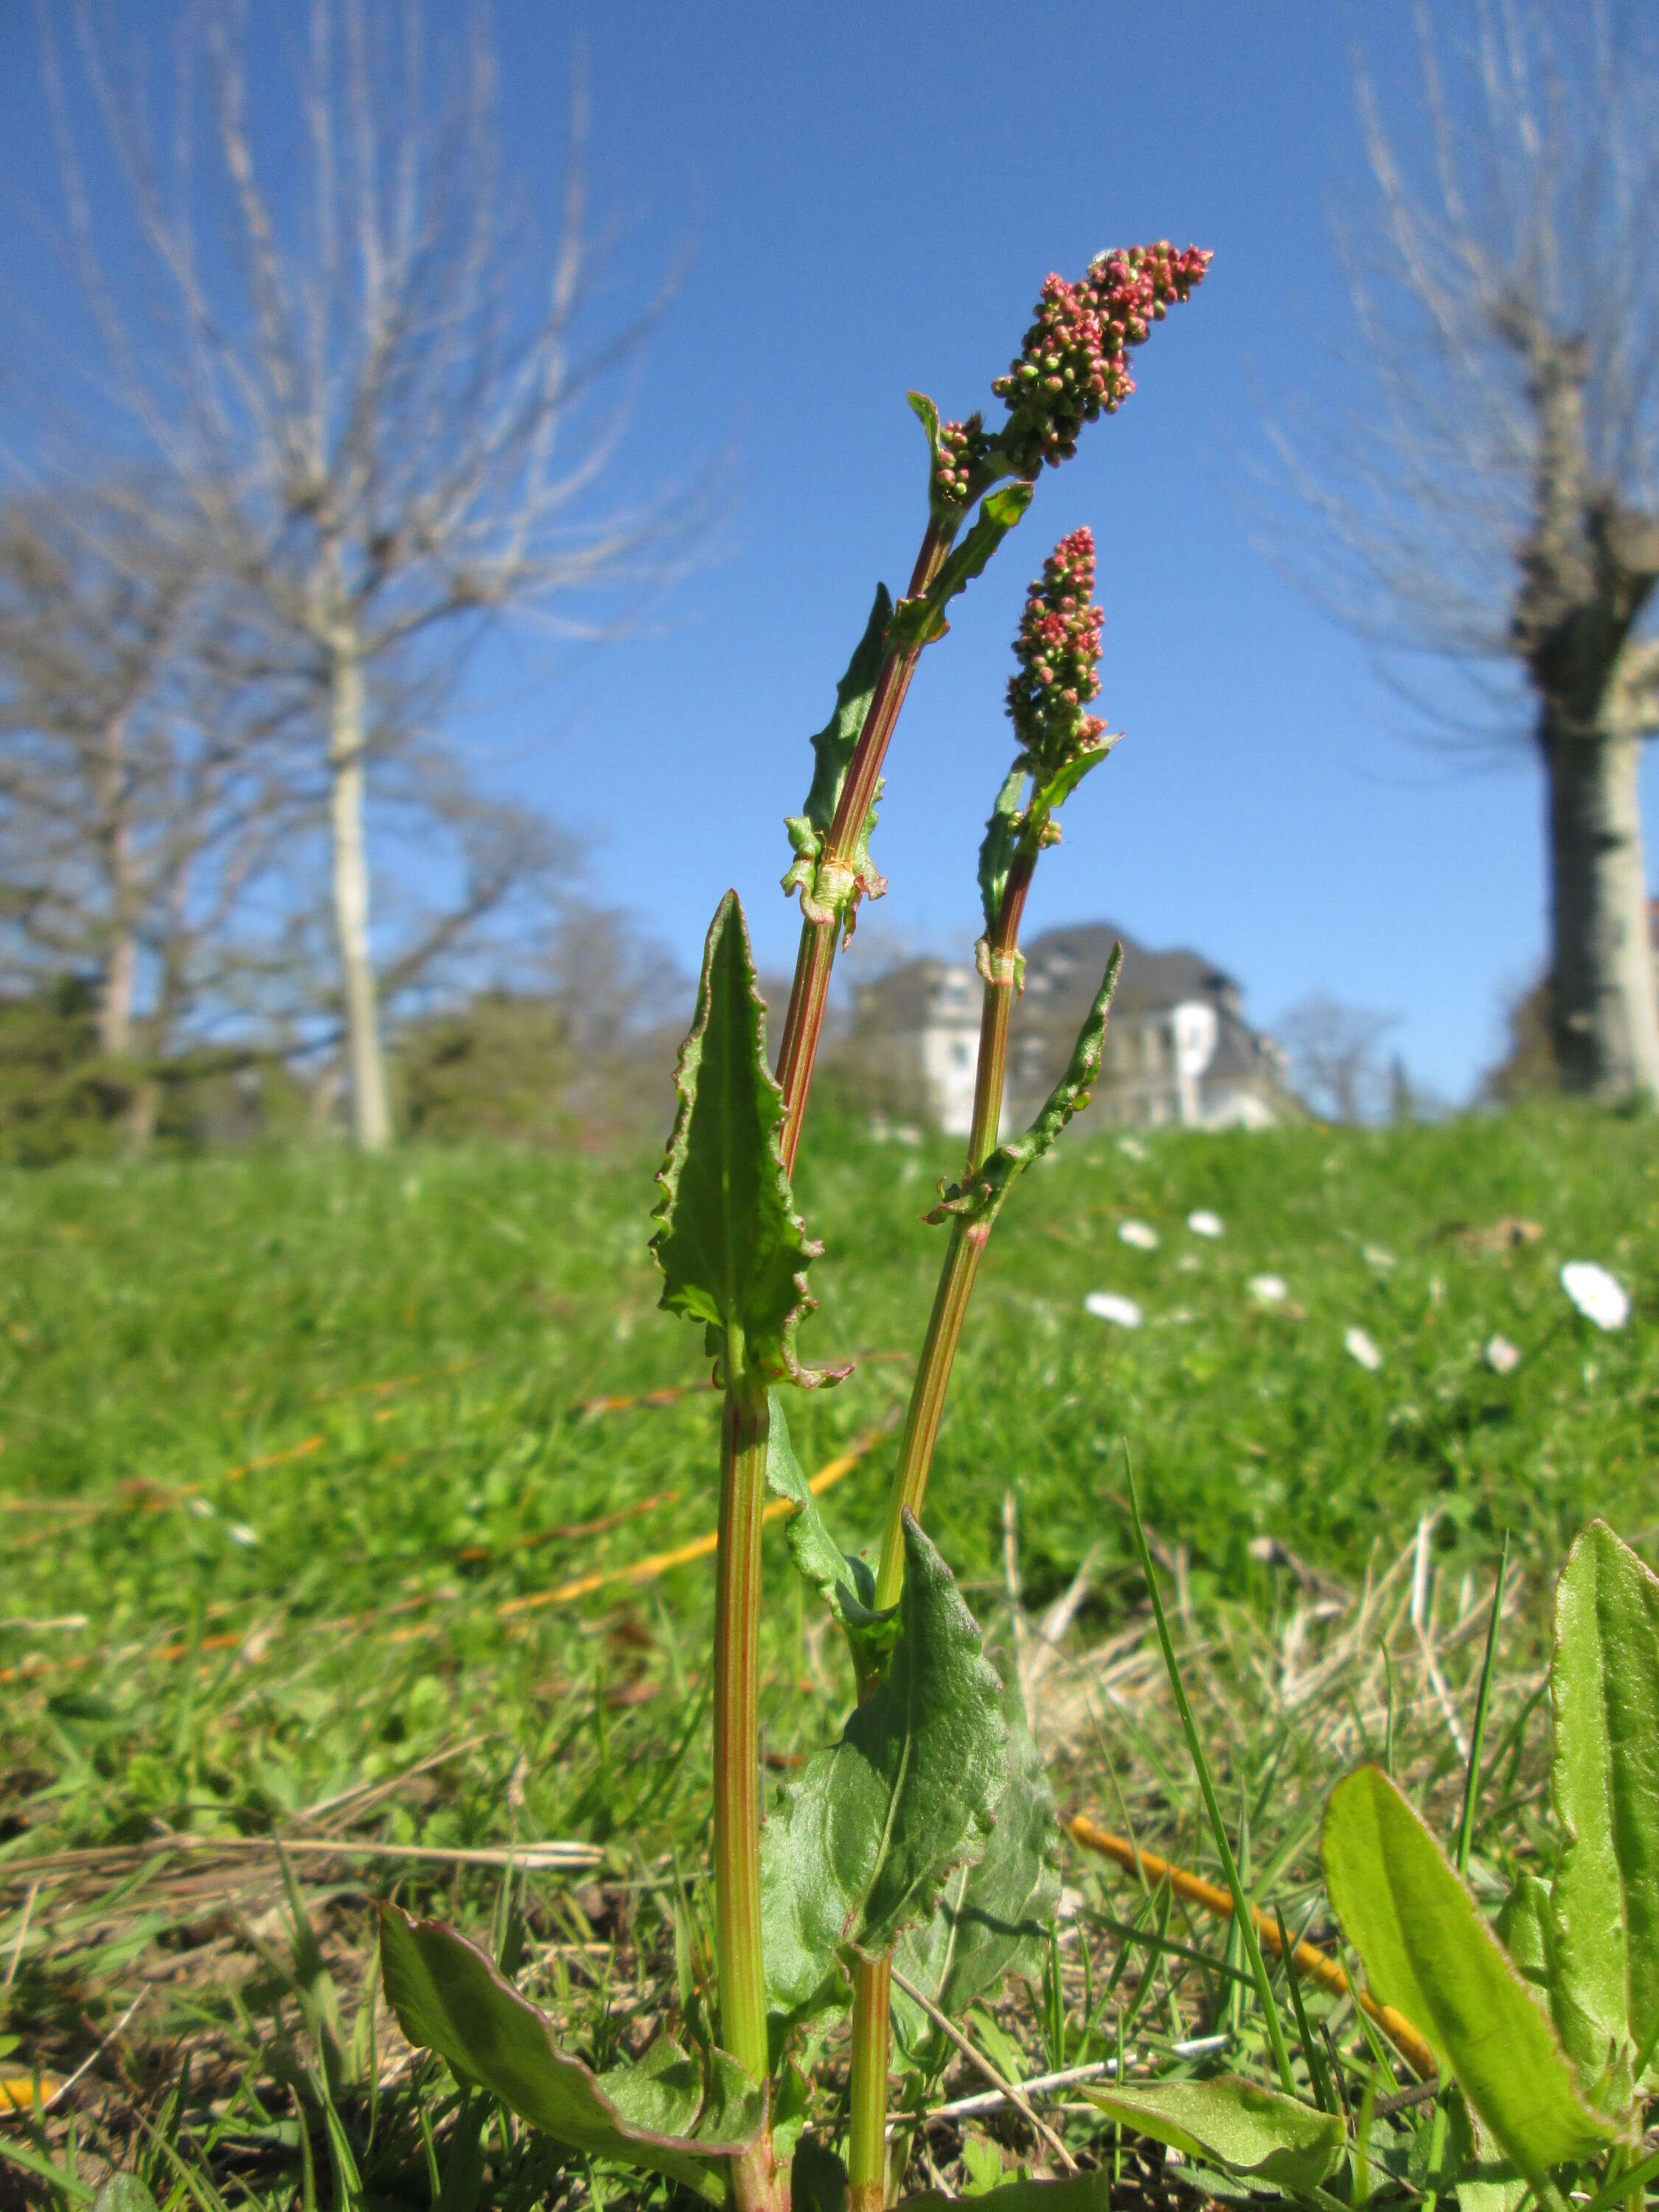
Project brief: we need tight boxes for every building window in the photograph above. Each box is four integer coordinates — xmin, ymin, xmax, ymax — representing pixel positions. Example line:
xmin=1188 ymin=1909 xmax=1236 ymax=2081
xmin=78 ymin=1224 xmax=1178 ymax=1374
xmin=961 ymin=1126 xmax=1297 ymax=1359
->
xmin=953 ymin=1040 xmax=972 ymax=1068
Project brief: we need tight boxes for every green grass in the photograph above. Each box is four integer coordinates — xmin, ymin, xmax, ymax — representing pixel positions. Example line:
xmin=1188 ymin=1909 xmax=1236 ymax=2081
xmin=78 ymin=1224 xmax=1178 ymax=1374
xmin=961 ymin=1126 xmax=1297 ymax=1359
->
xmin=1 ymin=1104 xmax=1655 ymax=2205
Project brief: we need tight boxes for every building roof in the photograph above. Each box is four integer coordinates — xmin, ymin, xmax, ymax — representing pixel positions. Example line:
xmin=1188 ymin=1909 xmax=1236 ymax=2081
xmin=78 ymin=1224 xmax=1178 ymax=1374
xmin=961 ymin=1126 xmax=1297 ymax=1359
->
xmin=851 ymin=956 xmax=977 ymax=1031
xmin=1019 ymin=923 xmax=1239 ymax=1019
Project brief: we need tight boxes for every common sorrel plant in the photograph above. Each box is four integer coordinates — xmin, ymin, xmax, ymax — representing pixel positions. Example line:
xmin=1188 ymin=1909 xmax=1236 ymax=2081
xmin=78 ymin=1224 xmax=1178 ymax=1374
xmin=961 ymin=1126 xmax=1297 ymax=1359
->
xmin=376 ymin=243 xmax=1210 ymax=2212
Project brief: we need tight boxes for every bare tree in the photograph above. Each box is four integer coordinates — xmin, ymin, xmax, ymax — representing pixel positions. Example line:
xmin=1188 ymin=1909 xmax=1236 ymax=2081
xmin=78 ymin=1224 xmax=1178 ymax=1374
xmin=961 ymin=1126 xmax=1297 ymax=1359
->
xmin=28 ymin=0 xmax=698 ymax=1147
xmin=1267 ymin=1 xmax=1659 ymax=1102
xmin=0 ymin=487 xmax=296 ymax=1141
xmin=1277 ymin=995 xmax=1399 ymax=1124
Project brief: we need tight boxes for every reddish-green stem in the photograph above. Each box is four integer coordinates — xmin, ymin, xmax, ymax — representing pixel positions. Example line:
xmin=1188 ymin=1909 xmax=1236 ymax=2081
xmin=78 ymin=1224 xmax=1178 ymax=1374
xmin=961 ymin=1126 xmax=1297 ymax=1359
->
xmin=776 ymin=518 xmax=956 ymax=1176
xmin=713 ymin=1371 xmax=772 ymax=2091
xmin=846 ymin=845 xmax=1038 ymax=2202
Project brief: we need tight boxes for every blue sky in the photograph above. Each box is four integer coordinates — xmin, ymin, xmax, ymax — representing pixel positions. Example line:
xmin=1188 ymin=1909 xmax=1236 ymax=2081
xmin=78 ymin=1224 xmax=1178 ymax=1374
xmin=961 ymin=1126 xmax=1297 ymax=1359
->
xmin=3 ymin=1 xmax=1650 ymax=1102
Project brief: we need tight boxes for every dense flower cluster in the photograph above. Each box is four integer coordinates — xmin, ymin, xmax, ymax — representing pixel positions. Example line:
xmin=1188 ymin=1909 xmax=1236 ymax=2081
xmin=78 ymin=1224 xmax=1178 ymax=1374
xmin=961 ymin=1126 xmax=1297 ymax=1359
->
xmin=931 ymin=411 xmax=992 ymax=513
xmin=1006 ymin=527 xmax=1106 ymax=769
xmin=993 ymin=242 xmax=1211 ymax=476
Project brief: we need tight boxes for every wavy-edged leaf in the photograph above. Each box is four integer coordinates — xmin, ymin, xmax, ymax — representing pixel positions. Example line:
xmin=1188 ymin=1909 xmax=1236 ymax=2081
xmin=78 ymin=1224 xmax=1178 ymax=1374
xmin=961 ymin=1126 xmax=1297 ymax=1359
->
xmin=789 ymin=585 xmax=893 ymax=846
xmin=379 ymin=1906 xmax=763 ymax=2202
xmin=886 ymin=483 xmax=1035 ymax=654
xmin=1549 ymin=1519 xmax=1659 ymax=2107
xmin=894 ymin=1674 xmax=1060 ymax=2052
xmin=761 ymin=1514 xmax=1006 ymax=2025
xmin=764 ymin=1391 xmax=897 ymax=1676
xmin=900 ymin=2175 xmax=1113 ymax=2212
xmin=1083 ymin=2076 xmax=1345 ymax=2193
xmin=1323 ymin=1766 xmax=1613 ymax=2183
xmin=650 ymin=893 xmax=838 ymax=1388
xmin=927 ymin=947 xmax=1121 ymax=1230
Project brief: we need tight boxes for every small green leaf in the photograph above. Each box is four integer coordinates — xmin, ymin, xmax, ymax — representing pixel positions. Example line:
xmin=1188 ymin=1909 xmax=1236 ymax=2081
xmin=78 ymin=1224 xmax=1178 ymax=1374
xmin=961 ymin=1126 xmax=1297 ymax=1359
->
xmin=379 ymin=1907 xmax=762 ymax=2203
xmin=927 ymin=947 xmax=1121 ymax=1231
xmin=908 ymin=391 xmax=942 ymax=462
xmin=761 ymin=1514 xmax=1007 ymax=2024
xmin=895 ymin=1676 xmax=1061 ymax=2044
xmin=650 ymin=892 xmax=838 ymax=1388
xmin=1496 ymin=1873 xmax=1556 ymax=2000
xmin=1549 ymin=1519 xmax=1659 ymax=2106
xmin=764 ymin=1391 xmax=897 ymax=1675
xmin=92 ymin=2183 xmax=161 ymax=2212
xmin=1093 ymin=2079 xmax=1354 ymax=2185
xmin=1323 ymin=1766 xmax=1613 ymax=2185
xmin=885 ymin=483 xmax=1035 ymax=654
xmin=1082 ymin=2077 xmax=1344 ymax=2193
xmin=788 ymin=585 xmax=894 ymax=847
xmin=900 ymin=2175 xmax=1113 ymax=2212
xmin=1029 ymin=735 xmax=1118 ymax=818
xmin=977 ymin=766 xmax=1029 ymax=937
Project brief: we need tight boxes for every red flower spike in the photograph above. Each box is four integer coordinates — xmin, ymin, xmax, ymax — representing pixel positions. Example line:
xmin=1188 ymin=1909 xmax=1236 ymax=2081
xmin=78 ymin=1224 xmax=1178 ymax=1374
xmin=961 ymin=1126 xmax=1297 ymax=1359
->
xmin=1006 ymin=528 xmax=1107 ymax=772
xmin=993 ymin=242 xmax=1211 ymax=478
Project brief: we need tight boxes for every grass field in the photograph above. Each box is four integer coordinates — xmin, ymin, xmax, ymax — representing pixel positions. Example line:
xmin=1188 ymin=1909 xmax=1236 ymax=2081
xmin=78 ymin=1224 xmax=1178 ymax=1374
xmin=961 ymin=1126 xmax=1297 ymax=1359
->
xmin=1 ymin=1104 xmax=1655 ymax=2207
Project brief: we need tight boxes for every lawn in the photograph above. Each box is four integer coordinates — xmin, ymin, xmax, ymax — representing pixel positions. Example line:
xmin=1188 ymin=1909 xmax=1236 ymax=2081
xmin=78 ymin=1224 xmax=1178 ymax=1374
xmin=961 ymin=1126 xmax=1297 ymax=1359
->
xmin=1 ymin=1104 xmax=1655 ymax=2206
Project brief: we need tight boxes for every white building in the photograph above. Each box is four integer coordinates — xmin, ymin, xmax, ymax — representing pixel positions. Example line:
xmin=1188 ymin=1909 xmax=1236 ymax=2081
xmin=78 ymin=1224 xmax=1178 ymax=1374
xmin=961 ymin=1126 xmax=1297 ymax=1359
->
xmin=846 ymin=924 xmax=1290 ymax=1136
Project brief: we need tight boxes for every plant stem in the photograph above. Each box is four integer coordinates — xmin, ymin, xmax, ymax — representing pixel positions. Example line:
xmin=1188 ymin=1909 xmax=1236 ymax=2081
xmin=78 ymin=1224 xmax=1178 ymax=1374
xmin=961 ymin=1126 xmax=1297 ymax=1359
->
xmin=712 ymin=1371 xmax=771 ymax=2090
xmin=846 ymin=1955 xmax=892 ymax=2212
xmin=844 ymin=851 xmax=1036 ymax=2202
xmin=871 ymin=852 xmax=1035 ymax=1617
xmin=776 ymin=518 xmax=956 ymax=1176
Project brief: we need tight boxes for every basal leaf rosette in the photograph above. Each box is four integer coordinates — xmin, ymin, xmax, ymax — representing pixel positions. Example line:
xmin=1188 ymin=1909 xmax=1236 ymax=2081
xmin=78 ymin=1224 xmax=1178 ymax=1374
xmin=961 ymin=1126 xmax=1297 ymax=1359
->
xmin=651 ymin=892 xmax=844 ymax=1388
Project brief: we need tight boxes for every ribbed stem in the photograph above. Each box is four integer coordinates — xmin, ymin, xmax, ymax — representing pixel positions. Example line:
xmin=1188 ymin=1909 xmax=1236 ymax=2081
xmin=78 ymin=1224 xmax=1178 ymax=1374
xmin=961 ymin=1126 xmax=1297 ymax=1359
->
xmin=713 ymin=1374 xmax=771 ymax=2087
xmin=846 ymin=1955 xmax=892 ymax=2212
xmin=776 ymin=519 xmax=956 ymax=1175
xmin=870 ymin=851 xmax=1033 ymax=1618
xmin=870 ymin=1218 xmax=990 ymax=1620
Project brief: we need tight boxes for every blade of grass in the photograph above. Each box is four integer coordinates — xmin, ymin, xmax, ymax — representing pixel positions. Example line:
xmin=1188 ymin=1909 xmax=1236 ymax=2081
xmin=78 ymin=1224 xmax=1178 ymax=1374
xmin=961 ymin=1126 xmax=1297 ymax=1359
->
xmin=1277 ymin=1904 xmax=1337 ymax=2115
xmin=1123 ymin=1450 xmax=1298 ymax=2096
xmin=1455 ymin=1530 xmax=1509 ymax=1877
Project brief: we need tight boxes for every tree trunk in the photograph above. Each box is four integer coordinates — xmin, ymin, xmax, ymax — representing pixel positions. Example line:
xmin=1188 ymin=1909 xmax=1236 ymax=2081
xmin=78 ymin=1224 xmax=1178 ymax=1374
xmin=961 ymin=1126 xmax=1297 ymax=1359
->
xmin=1544 ymin=718 xmax=1659 ymax=1101
xmin=327 ymin=650 xmax=393 ymax=1150
xmin=95 ymin=709 xmax=137 ymax=1062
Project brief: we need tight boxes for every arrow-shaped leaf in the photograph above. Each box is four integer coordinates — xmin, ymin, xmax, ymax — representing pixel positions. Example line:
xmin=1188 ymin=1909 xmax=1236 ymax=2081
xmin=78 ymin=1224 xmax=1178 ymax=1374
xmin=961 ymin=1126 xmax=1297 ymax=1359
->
xmin=1549 ymin=1519 xmax=1659 ymax=2110
xmin=764 ymin=1390 xmax=897 ymax=1676
xmin=1324 ymin=1765 xmax=1613 ymax=2185
xmin=1083 ymin=2076 xmax=1346 ymax=2194
xmin=650 ymin=892 xmax=838 ymax=1388
xmin=761 ymin=1513 xmax=1006 ymax=2024
xmin=379 ymin=1906 xmax=764 ymax=2202
xmin=927 ymin=947 xmax=1121 ymax=1231
xmin=895 ymin=1674 xmax=1060 ymax=2048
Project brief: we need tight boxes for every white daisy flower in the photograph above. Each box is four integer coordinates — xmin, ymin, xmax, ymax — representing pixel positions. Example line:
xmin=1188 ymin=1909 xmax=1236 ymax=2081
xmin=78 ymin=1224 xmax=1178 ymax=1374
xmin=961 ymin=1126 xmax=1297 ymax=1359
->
xmin=1117 ymin=1135 xmax=1148 ymax=1161
xmin=1119 ymin=1220 xmax=1160 ymax=1250
xmin=189 ymin=1496 xmax=215 ymax=1519
xmin=1176 ymin=1253 xmax=1202 ymax=1274
xmin=1343 ymin=1326 xmax=1384 ymax=1372
xmin=1560 ymin=1261 xmax=1630 ymax=1332
xmin=1484 ymin=1334 xmax=1522 ymax=1375
xmin=1248 ymin=1274 xmax=1288 ymax=1306
xmin=1186 ymin=1209 xmax=1225 ymax=1238
xmin=1363 ymin=1244 xmax=1397 ymax=1271
xmin=1085 ymin=1291 xmax=1143 ymax=1329
xmin=228 ymin=1523 xmax=259 ymax=1548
